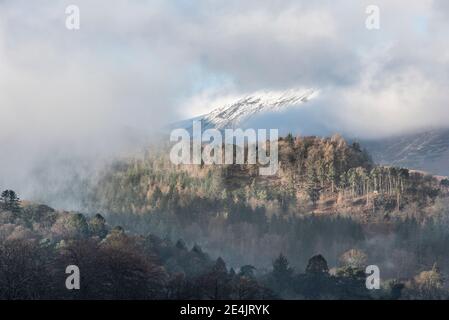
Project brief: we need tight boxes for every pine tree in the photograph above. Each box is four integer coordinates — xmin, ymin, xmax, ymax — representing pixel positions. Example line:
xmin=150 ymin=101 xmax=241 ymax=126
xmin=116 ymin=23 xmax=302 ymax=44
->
xmin=0 ymin=190 xmax=21 ymax=213
xmin=271 ymin=254 xmax=294 ymax=288
xmin=305 ymin=254 xmax=329 ymax=275
xmin=306 ymin=167 xmax=321 ymax=208
xmin=285 ymin=133 xmax=294 ymax=145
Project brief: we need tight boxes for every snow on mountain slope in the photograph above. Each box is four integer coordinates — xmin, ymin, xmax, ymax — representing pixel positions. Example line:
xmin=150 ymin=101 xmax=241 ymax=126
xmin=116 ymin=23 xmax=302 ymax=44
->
xmin=177 ymin=88 xmax=318 ymax=132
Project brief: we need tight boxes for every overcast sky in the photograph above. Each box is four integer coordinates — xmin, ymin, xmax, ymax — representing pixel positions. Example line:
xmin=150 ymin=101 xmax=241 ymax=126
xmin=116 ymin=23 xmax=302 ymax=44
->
xmin=0 ymin=0 xmax=449 ymax=202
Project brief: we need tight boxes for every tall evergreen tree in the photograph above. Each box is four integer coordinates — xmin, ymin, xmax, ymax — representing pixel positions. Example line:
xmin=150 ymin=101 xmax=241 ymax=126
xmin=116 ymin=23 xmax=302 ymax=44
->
xmin=0 ymin=190 xmax=21 ymax=213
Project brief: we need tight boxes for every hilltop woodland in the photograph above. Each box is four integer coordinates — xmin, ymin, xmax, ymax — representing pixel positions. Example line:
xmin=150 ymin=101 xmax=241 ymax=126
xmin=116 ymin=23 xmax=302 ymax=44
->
xmin=1 ymin=134 xmax=449 ymax=299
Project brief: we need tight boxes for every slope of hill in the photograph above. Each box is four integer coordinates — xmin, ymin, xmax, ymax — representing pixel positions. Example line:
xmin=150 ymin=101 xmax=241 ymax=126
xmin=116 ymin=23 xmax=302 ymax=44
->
xmin=363 ymin=129 xmax=449 ymax=176
xmin=87 ymin=135 xmax=445 ymax=222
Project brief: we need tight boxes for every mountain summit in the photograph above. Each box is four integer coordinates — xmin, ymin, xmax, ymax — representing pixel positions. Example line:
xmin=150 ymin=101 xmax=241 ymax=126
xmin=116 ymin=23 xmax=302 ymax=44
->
xmin=174 ymin=88 xmax=319 ymax=132
xmin=202 ymin=88 xmax=318 ymax=130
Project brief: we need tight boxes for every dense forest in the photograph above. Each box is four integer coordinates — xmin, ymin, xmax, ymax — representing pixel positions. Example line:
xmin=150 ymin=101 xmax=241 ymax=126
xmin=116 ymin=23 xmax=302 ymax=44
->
xmin=0 ymin=198 xmax=446 ymax=299
xmin=1 ymin=135 xmax=449 ymax=299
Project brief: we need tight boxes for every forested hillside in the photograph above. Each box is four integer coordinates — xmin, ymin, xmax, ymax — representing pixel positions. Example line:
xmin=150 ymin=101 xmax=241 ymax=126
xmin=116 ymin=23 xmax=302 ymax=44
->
xmin=78 ymin=135 xmax=449 ymax=283
xmin=87 ymin=134 xmax=445 ymax=219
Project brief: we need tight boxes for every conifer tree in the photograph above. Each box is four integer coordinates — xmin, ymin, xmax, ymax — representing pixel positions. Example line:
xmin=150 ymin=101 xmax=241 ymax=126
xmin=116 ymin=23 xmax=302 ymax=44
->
xmin=0 ymin=190 xmax=21 ymax=213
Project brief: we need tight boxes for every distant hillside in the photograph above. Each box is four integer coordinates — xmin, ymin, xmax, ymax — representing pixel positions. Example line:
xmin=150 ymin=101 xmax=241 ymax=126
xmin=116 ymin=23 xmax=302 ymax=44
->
xmin=363 ymin=128 xmax=449 ymax=176
xmin=86 ymin=135 xmax=446 ymax=221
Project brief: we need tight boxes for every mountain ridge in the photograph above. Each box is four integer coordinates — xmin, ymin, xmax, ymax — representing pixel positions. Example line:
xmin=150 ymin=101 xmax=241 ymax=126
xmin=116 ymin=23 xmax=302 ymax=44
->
xmin=173 ymin=88 xmax=318 ymax=133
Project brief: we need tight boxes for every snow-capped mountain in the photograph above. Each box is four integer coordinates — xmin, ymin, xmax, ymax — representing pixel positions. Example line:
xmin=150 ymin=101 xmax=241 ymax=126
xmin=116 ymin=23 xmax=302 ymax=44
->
xmin=201 ymin=88 xmax=318 ymax=130
xmin=170 ymin=88 xmax=449 ymax=176
xmin=173 ymin=88 xmax=319 ymax=132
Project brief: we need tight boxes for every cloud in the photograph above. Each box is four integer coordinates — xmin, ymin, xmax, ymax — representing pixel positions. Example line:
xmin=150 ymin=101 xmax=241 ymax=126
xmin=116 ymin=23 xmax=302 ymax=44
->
xmin=178 ymin=0 xmax=449 ymax=138
xmin=0 ymin=0 xmax=190 ymax=204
